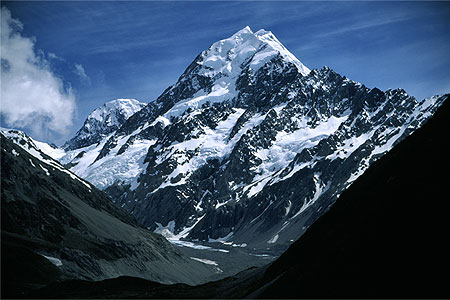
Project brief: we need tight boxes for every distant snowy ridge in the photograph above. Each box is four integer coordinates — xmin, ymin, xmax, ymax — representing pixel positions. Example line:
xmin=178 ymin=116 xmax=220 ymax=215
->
xmin=63 ymin=98 xmax=146 ymax=151
xmin=47 ymin=99 xmax=146 ymax=189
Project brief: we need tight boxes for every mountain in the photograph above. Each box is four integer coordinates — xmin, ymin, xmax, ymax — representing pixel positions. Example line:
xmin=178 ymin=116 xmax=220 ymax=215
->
xmin=0 ymin=127 xmax=67 ymax=159
xmin=0 ymin=129 xmax=218 ymax=298
xmin=248 ymin=93 xmax=450 ymax=298
xmin=60 ymin=27 xmax=446 ymax=252
xmin=27 ymin=96 xmax=450 ymax=298
xmin=63 ymin=98 xmax=146 ymax=151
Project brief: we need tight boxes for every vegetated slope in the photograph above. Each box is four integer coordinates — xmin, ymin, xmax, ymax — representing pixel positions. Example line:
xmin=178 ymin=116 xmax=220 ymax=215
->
xmin=27 ymin=96 xmax=449 ymax=299
xmin=0 ymin=131 xmax=217 ymax=298
xmin=57 ymin=26 xmax=446 ymax=251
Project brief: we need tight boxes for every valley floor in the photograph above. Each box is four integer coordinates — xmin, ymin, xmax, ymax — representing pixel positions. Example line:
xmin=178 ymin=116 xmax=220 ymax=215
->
xmin=172 ymin=240 xmax=279 ymax=280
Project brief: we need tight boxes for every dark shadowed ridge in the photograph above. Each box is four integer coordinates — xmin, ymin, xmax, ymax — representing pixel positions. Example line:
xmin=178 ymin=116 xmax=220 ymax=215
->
xmin=27 ymin=95 xmax=449 ymax=298
xmin=254 ymin=94 xmax=450 ymax=298
xmin=0 ymin=133 xmax=217 ymax=299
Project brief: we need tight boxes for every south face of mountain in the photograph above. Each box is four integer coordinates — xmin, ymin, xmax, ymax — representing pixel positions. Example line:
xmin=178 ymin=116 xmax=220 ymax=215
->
xmin=57 ymin=26 xmax=447 ymax=250
xmin=27 ymin=96 xmax=450 ymax=299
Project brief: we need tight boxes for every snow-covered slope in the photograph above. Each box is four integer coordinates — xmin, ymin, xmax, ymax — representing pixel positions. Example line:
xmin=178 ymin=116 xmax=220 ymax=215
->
xmin=59 ymin=132 xmax=155 ymax=189
xmin=58 ymin=27 xmax=447 ymax=250
xmin=53 ymin=99 xmax=147 ymax=189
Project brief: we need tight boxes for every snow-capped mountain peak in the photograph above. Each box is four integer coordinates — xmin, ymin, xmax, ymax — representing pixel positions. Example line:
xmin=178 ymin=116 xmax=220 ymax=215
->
xmin=54 ymin=27 xmax=447 ymax=252
xmin=234 ymin=25 xmax=253 ymax=35
xmin=148 ymin=27 xmax=311 ymax=122
xmin=63 ymin=98 xmax=146 ymax=150
xmin=254 ymin=28 xmax=310 ymax=75
xmin=199 ymin=26 xmax=310 ymax=78
xmin=89 ymin=99 xmax=145 ymax=124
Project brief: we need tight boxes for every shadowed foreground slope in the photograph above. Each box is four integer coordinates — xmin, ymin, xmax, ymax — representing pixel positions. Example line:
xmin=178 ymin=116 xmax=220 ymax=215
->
xmin=254 ymin=95 xmax=450 ymax=298
xmin=28 ymin=96 xmax=449 ymax=298
xmin=0 ymin=133 xmax=217 ymax=299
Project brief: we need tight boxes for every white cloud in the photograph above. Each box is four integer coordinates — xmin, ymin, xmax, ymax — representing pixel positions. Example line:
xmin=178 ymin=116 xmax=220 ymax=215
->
xmin=0 ymin=7 xmax=76 ymax=142
xmin=48 ymin=52 xmax=65 ymax=61
xmin=74 ymin=63 xmax=91 ymax=84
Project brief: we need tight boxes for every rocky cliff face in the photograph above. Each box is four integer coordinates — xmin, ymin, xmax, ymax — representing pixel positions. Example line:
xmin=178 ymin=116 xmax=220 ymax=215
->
xmin=58 ymin=27 xmax=447 ymax=249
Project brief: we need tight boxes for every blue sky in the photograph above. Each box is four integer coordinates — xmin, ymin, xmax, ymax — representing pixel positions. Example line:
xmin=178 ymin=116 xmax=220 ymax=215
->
xmin=1 ymin=1 xmax=449 ymax=144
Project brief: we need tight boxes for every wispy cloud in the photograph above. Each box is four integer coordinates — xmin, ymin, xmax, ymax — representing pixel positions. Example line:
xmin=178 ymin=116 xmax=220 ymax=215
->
xmin=73 ymin=63 xmax=91 ymax=85
xmin=48 ymin=52 xmax=65 ymax=61
xmin=0 ymin=7 xmax=76 ymax=142
xmin=315 ymin=11 xmax=416 ymax=39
